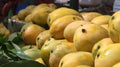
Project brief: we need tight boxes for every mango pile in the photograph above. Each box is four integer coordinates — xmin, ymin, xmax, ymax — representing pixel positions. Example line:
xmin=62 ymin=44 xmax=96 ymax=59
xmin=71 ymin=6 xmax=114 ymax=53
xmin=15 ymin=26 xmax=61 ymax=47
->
xmin=2 ymin=3 xmax=120 ymax=67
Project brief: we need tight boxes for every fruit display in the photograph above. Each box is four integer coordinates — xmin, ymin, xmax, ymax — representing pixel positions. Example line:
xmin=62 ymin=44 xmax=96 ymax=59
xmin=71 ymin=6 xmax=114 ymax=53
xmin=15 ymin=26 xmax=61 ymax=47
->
xmin=1 ymin=2 xmax=120 ymax=67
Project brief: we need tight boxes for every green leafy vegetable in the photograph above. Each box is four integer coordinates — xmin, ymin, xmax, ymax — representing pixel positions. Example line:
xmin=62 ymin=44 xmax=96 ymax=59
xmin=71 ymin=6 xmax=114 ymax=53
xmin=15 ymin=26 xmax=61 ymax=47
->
xmin=3 ymin=9 xmax=13 ymax=28
xmin=0 ymin=9 xmax=46 ymax=67
xmin=1 ymin=60 xmax=46 ymax=67
xmin=0 ymin=34 xmax=33 ymax=65
xmin=8 ymin=32 xmax=25 ymax=45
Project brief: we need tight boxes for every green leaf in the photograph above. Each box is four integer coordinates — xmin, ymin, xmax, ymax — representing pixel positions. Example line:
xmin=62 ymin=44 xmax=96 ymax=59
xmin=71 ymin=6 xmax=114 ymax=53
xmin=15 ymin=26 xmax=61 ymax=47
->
xmin=0 ymin=34 xmax=32 ymax=61
xmin=3 ymin=9 xmax=13 ymax=28
xmin=10 ymin=42 xmax=33 ymax=60
xmin=0 ymin=54 xmax=9 ymax=65
xmin=8 ymin=32 xmax=25 ymax=45
xmin=7 ymin=9 xmax=13 ymax=19
xmin=1 ymin=60 xmax=46 ymax=67
xmin=5 ymin=42 xmax=14 ymax=51
xmin=8 ymin=32 xmax=18 ymax=41
xmin=0 ymin=34 xmax=7 ymax=43
xmin=5 ymin=50 xmax=19 ymax=61
xmin=12 ymin=33 xmax=24 ymax=44
xmin=11 ymin=42 xmax=22 ymax=52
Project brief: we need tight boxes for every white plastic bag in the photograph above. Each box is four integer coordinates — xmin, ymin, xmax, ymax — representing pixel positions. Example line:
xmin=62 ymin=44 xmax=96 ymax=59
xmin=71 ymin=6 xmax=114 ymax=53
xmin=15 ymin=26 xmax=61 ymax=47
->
xmin=79 ymin=0 xmax=102 ymax=6
xmin=113 ymin=0 xmax=120 ymax=12
xmin=55 ymin=0 xmax=69 ymax=4
xmin=54 ymin=0 xmax=102 ymax=6
xmin=54 ymin=0 xmax=69 ymax=6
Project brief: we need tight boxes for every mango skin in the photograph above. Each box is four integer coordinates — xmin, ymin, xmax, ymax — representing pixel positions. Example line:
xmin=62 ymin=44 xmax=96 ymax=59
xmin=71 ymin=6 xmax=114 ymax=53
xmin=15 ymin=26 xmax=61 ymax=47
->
xmin=91 ymin=15 xmax=111 ymax=25
xmin=50 ymin=15 xmax=83 ymax=39
xmin=92 ymin=38 xmax=113 ymax=59
xmin=113 ymin=62 xmax=120 ymax=67
xmin=95 ymin=43 xmax=120 ymax=67
xmin=73 ymin=23 xmax=108 ymax=52
xmin=49 ymin=41 xmax=76 ymax=67
xmin=58 ymin=52 xmax=94 ymax=67
xmin=47 ymin=7 xmax=82 ymax=26
xmin=109 ymin=10 xmax=120 ymax=43
xmin=40 ymin=38 xmax=67 ymax=67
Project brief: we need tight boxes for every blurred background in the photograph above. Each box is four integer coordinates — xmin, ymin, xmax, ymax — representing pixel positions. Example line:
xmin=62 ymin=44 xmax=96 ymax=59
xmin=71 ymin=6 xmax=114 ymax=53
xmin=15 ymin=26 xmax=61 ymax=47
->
xmin=0 ymin=0 xmax=115 ymax=22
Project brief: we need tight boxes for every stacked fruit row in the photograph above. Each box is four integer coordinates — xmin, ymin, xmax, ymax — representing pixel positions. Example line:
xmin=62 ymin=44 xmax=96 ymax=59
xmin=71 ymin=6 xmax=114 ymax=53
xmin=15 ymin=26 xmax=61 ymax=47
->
xmin=1 ymin=3 xmax=120 ymax=67
xmin=11 ymin=3 xmax=57 ymax=29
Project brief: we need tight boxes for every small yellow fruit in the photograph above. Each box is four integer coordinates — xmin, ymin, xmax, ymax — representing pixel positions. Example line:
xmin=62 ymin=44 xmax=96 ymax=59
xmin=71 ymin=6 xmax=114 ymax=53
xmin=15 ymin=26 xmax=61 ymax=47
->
xmin=108 ymin=10 xmax=120 ymax=43
xmin=22 ymin=24 xmax=45 ymax=45
xmin=31 ymin=7 xmax=55 ymax=28
xmin=73 ymin=23 xmax=108 ymax=52
xmin=64 ymin=20 xmax=91 ymax=42
xmin=24 ymin=14 xmax=33 ymax=23
xmin=92 ymin=38 xmax=113 ymax=59
xmin=36 ymin=30 xmax=51 ymax=49
xmin=91 ymin=15 xmax=111 ymax=25
xmin=0 ymin=23 xmax=10 ymax=37
xmin=80 ymin=12 xmax=102 ymax=21
xmin=48 ymin=3 xmax=57 ymax=9
xmin=11 ymin=15 xmax=19 ymax=21
xmin=49 ymin=41 xmax=76 ymax=67
xmin=20 ymin=22 xmax=33 ymax=33
xmin=17 ymin=9 xmax=31 ymax=20
xmin=47 ymin=7 xmax=81 ymax=26
xmin=40 ymin=38 xmax=67 ymax=67
xmin=50 ymin=15 xmax=83 ymax=39
xmin=32 ymin=3 xmax=48 ymax=13
xmin=59 ymin=52 xmax=94 ymax=67
xmin=95 ymin=43 xmax=120 ymax=67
